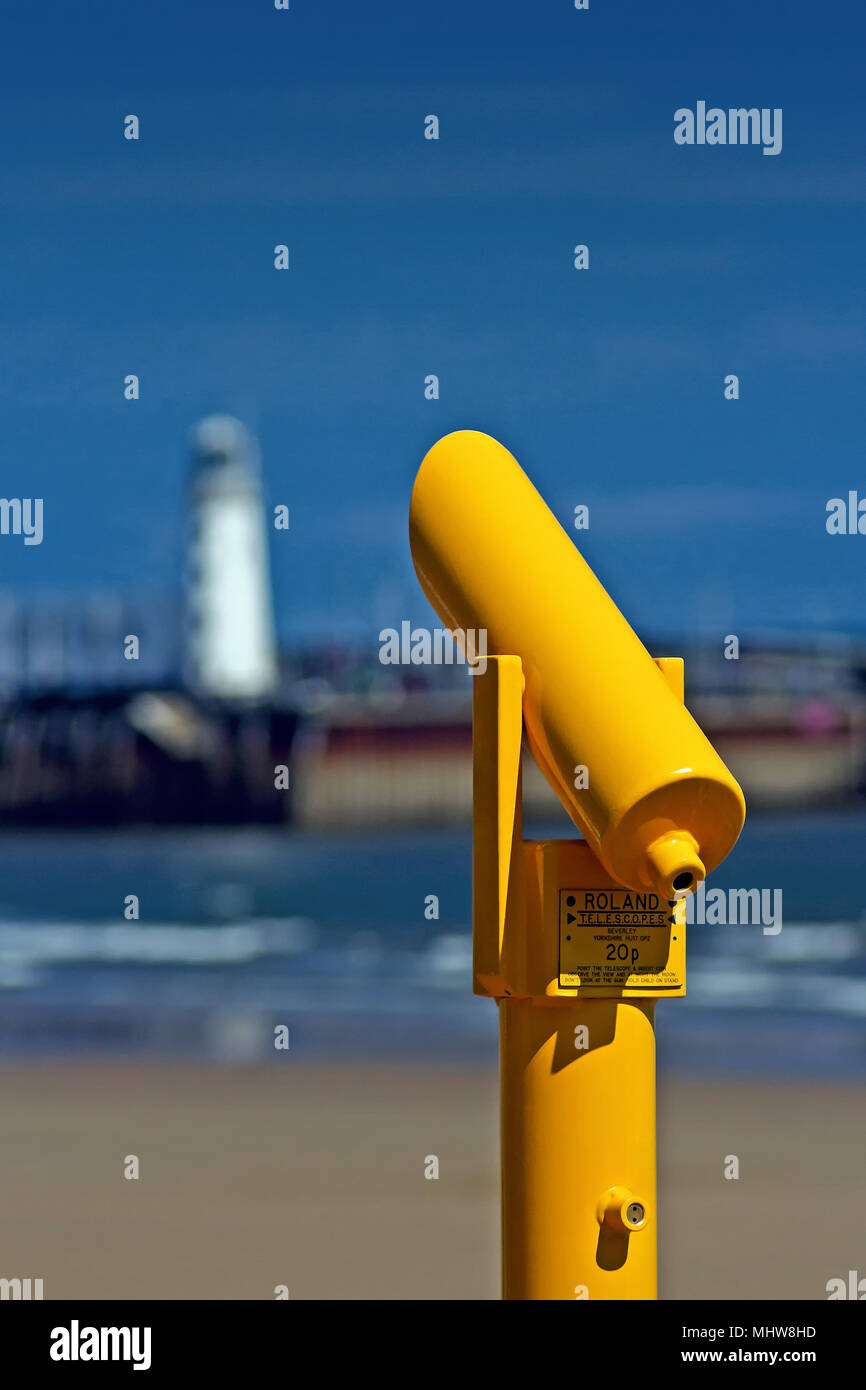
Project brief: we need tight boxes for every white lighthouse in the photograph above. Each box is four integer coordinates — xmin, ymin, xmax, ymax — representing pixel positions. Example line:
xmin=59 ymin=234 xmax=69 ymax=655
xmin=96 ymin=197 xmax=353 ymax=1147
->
xmin=185 ymin=415 xmax=278 ymax=700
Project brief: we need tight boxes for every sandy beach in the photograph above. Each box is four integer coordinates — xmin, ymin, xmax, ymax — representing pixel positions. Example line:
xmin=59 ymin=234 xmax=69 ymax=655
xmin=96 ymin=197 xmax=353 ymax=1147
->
xmin=0 ymin=1061 xmax=861 ymax=1301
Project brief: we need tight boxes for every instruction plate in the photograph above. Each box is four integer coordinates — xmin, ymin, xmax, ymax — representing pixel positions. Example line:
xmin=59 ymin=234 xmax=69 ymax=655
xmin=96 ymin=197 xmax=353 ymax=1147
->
xmin=558 ymin=888 xmax=684 ymax=992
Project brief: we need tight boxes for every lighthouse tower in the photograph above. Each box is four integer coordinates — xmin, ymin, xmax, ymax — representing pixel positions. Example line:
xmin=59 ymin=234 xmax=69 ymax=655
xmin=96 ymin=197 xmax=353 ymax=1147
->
xmin=185 ymin=415 xmax=278 ymax=700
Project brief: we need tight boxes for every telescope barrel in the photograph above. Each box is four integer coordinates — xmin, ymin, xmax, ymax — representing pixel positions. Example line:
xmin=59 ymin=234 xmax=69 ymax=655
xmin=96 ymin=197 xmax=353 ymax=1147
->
xmin=409 ymin=430 xmax=745 ymax=899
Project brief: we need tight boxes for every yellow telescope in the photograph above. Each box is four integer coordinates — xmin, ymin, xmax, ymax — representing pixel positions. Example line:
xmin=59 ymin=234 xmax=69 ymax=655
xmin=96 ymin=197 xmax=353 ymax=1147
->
xmin=409 ymin=429 xmax=745 ymax=1299
xmin=411 ymin=429 xmax=745 ymax=901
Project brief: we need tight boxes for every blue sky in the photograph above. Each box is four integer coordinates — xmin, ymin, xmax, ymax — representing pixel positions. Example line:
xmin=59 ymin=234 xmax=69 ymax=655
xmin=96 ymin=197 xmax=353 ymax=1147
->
xmin=0 ymin=0 xmax=864 ymax=645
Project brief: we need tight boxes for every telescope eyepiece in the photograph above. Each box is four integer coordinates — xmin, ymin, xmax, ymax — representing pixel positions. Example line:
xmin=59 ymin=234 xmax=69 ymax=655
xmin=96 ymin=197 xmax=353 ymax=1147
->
xmin=643 ymin=831 xmax=705 ymax=899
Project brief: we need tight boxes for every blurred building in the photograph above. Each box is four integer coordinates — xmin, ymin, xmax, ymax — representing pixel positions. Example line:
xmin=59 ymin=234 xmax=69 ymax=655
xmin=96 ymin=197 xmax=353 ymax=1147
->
xmin=185 ymin=415 xmax=278 ymax=700
xmin=288 ymin=635 xmax=866 ymax=827
xmin=0 ymin=424 xmax=865 ymax=830
xmin=0 ymin=591 xmax=178 ymax=698
xmin=0 ymin=418 xmax=296 ymax=826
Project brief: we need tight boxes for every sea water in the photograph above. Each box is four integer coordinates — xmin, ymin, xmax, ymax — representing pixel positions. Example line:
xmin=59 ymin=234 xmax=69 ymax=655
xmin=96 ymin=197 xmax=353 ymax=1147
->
xmin=0 ymin=809 xmax=862 ymax=1078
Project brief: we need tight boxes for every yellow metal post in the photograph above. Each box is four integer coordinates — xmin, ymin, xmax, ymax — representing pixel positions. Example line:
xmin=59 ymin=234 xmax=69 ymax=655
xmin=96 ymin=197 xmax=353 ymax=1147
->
xmin=500 ymin=997 xmax=656 ymax=1300
xmin=472 ymin=654 xmax=687 ymax=1301
xmin=409 ymin=429 xmax=746 ymax=1300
